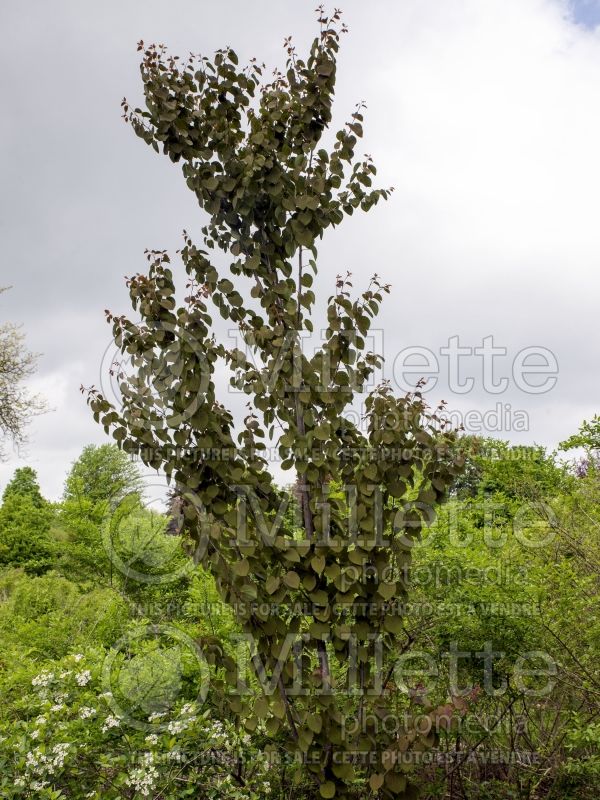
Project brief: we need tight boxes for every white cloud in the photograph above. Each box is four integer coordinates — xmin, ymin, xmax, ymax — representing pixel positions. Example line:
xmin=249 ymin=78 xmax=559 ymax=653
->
xmin=318 ymin=0 xmax=600 ymax=446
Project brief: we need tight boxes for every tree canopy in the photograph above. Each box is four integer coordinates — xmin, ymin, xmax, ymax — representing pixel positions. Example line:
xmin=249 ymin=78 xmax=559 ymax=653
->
xmin=63 ymin=444 xmax=143 ymax=508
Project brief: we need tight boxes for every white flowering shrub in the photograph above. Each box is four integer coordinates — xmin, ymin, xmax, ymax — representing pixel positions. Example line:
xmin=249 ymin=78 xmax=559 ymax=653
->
xmin=0 ymin=650 xmax=277 ymax=799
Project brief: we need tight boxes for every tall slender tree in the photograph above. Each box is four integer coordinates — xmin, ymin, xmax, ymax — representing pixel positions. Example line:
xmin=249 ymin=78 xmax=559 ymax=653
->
xmin=87 ymin=11 xmax=463 ymax=797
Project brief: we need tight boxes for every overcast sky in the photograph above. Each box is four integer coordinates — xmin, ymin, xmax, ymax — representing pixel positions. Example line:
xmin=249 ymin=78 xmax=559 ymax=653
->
xmin=1 ymin=0 xmax=599 ymax=500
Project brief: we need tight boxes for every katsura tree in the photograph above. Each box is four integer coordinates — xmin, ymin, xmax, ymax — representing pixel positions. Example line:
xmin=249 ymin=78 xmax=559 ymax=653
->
xmin=86 ymin=10 xmax=463 ymax=798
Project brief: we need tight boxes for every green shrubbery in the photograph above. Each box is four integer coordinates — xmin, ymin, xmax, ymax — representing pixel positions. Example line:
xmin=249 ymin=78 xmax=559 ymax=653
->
xmin=0 ymin=439 xmax=598 ymax=799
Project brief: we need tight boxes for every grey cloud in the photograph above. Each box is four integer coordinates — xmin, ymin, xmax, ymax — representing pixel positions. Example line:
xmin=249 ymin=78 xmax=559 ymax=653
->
xmin=1 ymin=0 xmax=598 ymax=497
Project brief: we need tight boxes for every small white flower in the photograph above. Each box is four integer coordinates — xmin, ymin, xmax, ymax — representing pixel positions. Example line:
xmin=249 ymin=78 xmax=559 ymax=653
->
xmin=126 ymin=755 xmax=159 ymax=797
xmin=50 ymin=703 xmax=65 ymax=713
xmin=101 ymin=715 xmax=120 ymax=732
xmin=145 ymin=734 xmax=159 ymax=745
xmin=51 ymin=743 xmax=70 ymax=768
xmin=32 ymin=671 xmax=54 ymax=688
xmin=35 ymin=716 xmax=47 ymax=725
xmin=30 ymin=730 xmax=40 ymax=740
xmin=72 ymin=653 xmax=84 ymax=662
xmin=167 ymin=719 xmax=189 ymax=734
xmin=79 ymin=706 xmax=97 ymax=719
xmin=60 ymin=670 xmax=72 ymax=679
xmin=75 ymin=670 xmax=92 ymax=687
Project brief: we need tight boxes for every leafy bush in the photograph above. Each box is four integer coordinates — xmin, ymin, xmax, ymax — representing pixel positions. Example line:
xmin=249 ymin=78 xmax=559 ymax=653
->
xmin=0 ymin=493 xmax=54 ymax=574
xmin=0 ymin=570 xmax=130 ymax=662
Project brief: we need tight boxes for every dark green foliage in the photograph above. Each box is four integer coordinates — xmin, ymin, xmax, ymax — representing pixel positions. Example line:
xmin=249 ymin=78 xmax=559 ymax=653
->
xmin=0 ymin=468 xmax=53 ymax=574
xmin=2 ymin=466 xmax=45 ymax=507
